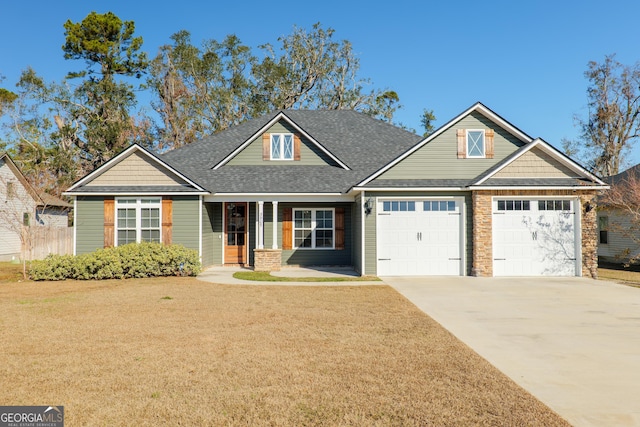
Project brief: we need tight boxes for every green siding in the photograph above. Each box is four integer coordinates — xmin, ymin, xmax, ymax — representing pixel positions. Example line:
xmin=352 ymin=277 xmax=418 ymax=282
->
xmin=201 ymin=201 xmax=214 ymax=266
xmin=228 ymin=120 xmax=339 ymax=166
xmin=377 ymin=111 xmax=526 ymax=181
xmin=76 ymin=196 xmax=105 ymax=255
xmin=363 ymin=191 xmax=472 ymax=276
xmin=172 ymin=196 xmax=200 ymax=251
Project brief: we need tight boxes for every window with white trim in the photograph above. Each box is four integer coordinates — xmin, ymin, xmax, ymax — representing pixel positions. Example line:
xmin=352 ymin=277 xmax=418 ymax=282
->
xmin=538 ymin=200 xmax=571 ymax=211
xmin=271 ymin=133 xmax=294 ymax=160
xmin=116 ymin=198 xmax=161 ymax=246
xmin=467 ymin=130 xmax=485 ymax=158
xmin=293 ymin=208 xmax=334 ymax=249
xmin=382 ymin=201 xmax=416 ymax=212
xmin=598 ymin=216 xmax=609 ymax=244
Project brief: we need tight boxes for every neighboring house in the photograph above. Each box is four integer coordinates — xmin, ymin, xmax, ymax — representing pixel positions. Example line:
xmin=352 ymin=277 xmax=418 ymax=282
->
xmin=0 ymin=153 xmax=72 ymax=261
xmin=597 ymin=164 xmax=640 ymax=264
xmin=64 ymin=103 xmax=608 ymax=277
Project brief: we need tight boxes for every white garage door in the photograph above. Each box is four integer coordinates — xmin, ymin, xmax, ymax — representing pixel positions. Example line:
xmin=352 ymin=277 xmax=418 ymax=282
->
xmin=492 ymin=199 xmax=579 ymax=276
xmin=376 ymin=199 xmax=463 ymax=276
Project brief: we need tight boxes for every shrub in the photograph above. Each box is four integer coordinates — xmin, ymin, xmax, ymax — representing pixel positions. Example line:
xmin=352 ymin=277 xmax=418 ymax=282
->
xmin=29 ymin=243 xmax=201 ymax=281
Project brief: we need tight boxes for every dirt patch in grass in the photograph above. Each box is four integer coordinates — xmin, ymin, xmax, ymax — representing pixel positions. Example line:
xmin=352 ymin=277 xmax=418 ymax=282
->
xmin=0 ymin=262 xmax=26 ymax=283
xmin=0 ymin=278 xmax=570 ymax=426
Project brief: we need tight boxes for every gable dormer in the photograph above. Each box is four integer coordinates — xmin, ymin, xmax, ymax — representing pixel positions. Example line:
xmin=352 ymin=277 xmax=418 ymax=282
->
xmin=226 ymin=120 xmax=340 ymax=166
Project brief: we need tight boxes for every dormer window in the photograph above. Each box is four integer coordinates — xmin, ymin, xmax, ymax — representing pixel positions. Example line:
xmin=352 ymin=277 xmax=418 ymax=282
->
xmin=271 ymin=133 xmax=294 ymax=160
xmin=467 ymin=130 xmax=485 ymax=158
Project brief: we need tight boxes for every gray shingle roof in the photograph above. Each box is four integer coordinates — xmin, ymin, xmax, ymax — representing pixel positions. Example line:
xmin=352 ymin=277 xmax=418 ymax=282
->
xmin=161 ymin=110 xmax=423 ymax=194
xmin=364 ymin=179 xmax=471 ymax=188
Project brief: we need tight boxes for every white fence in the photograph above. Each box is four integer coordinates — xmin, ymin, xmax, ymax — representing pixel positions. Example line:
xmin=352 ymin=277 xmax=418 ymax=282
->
xmin=23 ymin=226 xmax=73 ymax=260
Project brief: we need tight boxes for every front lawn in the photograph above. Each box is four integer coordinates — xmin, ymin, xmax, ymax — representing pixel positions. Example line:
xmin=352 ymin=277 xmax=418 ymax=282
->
xmin=0 ymin=276 xmax=569 ymax=426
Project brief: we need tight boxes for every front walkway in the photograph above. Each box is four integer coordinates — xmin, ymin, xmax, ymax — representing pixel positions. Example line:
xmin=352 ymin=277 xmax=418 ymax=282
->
xmin=384 ymin=276 xmax=640 ymax=427
xmin=197 ymin=266 xmax=383 ymax=286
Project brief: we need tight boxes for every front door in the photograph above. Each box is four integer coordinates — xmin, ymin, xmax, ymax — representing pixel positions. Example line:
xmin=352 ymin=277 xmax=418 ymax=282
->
xmin=224 ymin=202 xmax=247 ymax=265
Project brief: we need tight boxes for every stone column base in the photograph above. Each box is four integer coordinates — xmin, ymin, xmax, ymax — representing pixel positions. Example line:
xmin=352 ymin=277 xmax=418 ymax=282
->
xmin=253 ymin=249 xmax=282 ymax=272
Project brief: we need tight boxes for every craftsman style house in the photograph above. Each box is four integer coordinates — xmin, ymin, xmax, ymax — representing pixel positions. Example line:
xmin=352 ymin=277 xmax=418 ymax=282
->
xmin=65 ymin=103 xmax=608 ymax=277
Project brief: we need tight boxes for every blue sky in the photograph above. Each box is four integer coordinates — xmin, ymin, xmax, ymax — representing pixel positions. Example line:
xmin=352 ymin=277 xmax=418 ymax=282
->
xmin=1 ymin=0 xmax=639 ymax=162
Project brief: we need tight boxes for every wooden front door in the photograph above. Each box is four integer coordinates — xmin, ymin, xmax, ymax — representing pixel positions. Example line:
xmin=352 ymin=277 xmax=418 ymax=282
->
xmin=224 ymin=203 xmax=247 ymax=265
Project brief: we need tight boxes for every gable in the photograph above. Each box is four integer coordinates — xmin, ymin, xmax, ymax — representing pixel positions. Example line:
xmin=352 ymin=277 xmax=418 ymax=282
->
xmin=376 ymin=111 xmax=527 ymax=181
xmin=86 ymin=151 xmax=190 ymax=187
xmin=226 ymin=119 xmax=340 ymax=167
xmin=494 ymin=146 xmax=577 ymax=178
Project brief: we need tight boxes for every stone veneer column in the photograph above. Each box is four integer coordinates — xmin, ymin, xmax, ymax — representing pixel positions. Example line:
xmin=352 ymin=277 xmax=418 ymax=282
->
xmin=253 ymin=249 xmax=282 ymax=272
xmin=580 ymin=191 xmax=598 ymax=279
xmin=472 ymin=191 xmax=493 ymax=277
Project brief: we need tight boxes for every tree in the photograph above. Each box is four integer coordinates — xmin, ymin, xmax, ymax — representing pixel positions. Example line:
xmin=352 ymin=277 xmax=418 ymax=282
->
xmin=253 ymin=23 xmax=399 ymax=121
xmin=57 ymin=11 xmax=150 ymax=170
xmin=571 ymin=55 xmax=640 ymax=177
xmin=420 ymin=109 xmax=436 ymax=137
xmin=147 ymin=31 xmax=257 ymax=150
xmin=148 ymin=23 xmax=401 ymax=150
xmin=2 ymin=12 xmax=151 ymax=195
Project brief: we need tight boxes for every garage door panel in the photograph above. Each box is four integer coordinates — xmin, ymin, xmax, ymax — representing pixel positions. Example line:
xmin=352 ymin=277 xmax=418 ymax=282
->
xmin=376 ymin=199 xmax=463 ymax=276
xmin=493 ymin=199 xmax=578 ymax=277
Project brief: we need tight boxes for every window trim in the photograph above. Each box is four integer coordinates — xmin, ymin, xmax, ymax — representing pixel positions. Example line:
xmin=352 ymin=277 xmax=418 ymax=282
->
xmin=270 ymin=133 xmax=294 ymax=161
xmin=115 ymin=197 xmax=162 ymax=246
xmin=292 ymin=208 xmax=335 ymax=250
xmin=466 ymin=129 xmax=486 ymax=158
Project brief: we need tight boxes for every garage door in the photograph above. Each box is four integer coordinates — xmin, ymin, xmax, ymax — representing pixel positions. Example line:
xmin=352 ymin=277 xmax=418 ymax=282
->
xmin=376 ymin=199 xmax=464 ymax=276
xmin=492 ymin=199 xmax=579 ymax=276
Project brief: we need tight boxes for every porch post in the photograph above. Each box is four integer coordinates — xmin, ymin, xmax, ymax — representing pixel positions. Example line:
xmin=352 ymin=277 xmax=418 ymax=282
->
xmin=272 ymin=201 xmax=278 ymax=249
xmin=257 ymin=201 xmax=264 ymax=249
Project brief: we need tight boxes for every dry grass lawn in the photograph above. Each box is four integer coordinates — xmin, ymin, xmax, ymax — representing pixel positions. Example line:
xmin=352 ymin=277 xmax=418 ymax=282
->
xmin=0 ymin=275 xmax=570 ymax=426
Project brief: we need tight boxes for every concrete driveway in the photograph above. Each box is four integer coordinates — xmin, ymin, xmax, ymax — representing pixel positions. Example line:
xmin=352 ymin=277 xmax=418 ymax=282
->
xmin=384 ymin=276 xmax=640 ymax=427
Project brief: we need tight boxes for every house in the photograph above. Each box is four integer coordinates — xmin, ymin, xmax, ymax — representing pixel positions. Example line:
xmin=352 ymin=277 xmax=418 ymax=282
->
xmin=0 ymin=153 xmax=72 ymax=261
xmin=64 ymin=103 xmax=608 ymax=277
xmin=597 ymin=164 xmax=640 ymax=264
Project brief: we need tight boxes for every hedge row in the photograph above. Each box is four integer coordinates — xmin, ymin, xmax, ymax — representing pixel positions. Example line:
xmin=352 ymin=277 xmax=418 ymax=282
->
xmin=30 ymin=242 xmax=201 ymax=281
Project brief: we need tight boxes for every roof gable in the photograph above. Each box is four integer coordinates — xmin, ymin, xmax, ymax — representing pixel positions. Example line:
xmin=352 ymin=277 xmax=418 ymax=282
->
xmin=66 ymin=144 xmax=207 ymax=194
xmin=471 ymin=139 xmax=608 ymax=187
xmin=226 ymin=118 xmax=341 ymax=167
xmin=213 ymin=112 xmax=350 ymax=170
xmin=357 ymin=102 xmax=533 ymax=186
xmin=0 ymin=153 xmax=71 ymax=207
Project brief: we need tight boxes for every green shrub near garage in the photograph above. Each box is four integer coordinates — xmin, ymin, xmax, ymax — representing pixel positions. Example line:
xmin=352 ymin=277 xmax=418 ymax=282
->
xmin=30 ymin=242 xmax=201 ymax=281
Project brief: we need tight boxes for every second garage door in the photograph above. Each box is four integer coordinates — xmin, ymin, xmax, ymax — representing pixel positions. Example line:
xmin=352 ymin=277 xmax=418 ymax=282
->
xmin=376 ymin=198 xmax=464 ymax=276
xmin=492 ymin=198 xmax=579 ymax=276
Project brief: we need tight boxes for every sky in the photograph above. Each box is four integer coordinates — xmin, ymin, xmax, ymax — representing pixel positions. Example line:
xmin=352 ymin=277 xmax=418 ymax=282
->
xmin=1 ymin=0 xmax=640 ymax=164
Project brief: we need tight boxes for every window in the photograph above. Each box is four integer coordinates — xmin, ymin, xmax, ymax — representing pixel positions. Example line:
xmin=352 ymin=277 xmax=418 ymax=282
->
xmin=467 ymin=130 xmax=485 ymax=158
xmin=116 ymin=198 xmax=161 ymax=246
xmin=538 ymin=200 xmax=571 ymax=211
xmin=599 ymin=216 xmax=609 ymax=244
xmin=382 ymin=201 xmax=416 ymax=212
xmin=496 ymin=200 xmax=531 ymax=211
xmin=423 ymin=200 xmax=456 ymax=212
xmin=293 ymin=208 xmax=334 ymax=249
xmin=271 ymin=133 xmax=294 ymax=160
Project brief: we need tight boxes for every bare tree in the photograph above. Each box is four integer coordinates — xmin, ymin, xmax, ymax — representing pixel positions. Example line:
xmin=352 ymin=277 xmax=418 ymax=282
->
xmin=571 ymin=55 xmax=640 ymax=177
